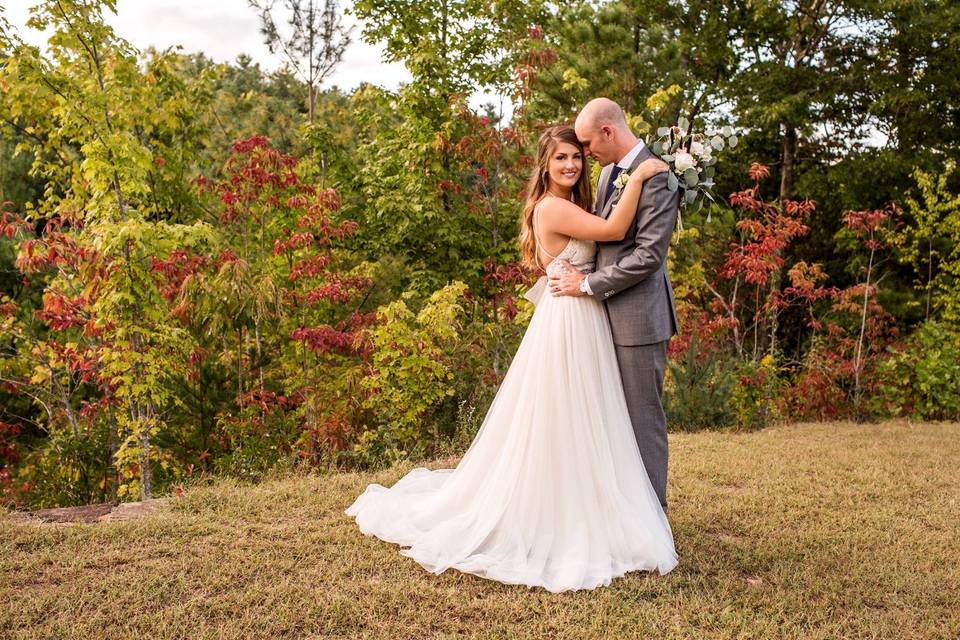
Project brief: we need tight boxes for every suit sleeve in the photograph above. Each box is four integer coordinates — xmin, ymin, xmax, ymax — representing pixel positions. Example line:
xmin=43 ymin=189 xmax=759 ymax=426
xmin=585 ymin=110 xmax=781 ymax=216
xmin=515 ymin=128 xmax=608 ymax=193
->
xmin=584 ymin=171 xmax=678 ymax=301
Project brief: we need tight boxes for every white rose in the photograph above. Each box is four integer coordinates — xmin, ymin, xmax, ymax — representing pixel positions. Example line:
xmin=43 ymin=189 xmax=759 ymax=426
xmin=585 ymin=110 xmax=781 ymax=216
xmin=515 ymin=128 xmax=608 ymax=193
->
xmin=691 ymin=140 xmax=712 ymax=161
xmin=613 ymin=170 xmax=630 ymax=191
xmin=674 ymin=151 xmax=696 ymax=173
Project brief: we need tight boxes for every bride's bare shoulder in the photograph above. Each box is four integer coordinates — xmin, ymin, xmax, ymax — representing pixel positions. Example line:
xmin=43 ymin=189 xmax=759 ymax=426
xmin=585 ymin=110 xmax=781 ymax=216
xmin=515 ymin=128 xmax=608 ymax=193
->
xmin=538 ymin=196 xmax=583 ymax=219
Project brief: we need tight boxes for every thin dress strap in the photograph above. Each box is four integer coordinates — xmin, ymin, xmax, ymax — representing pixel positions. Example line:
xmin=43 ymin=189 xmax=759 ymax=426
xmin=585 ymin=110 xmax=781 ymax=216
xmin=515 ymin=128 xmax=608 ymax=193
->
xmin=532 ymin=198 xmax=560 ymax=267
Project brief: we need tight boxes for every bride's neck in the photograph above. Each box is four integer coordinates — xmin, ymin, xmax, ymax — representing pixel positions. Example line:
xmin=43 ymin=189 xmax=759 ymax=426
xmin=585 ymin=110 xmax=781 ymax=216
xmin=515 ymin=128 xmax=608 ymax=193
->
xmin=545 ymin=186 xmax=572 ymax=200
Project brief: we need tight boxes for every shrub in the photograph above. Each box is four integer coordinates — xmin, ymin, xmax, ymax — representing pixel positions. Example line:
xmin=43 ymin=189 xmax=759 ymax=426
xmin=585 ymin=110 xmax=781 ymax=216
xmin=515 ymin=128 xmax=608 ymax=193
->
xmin=664 ymin=335 xmax=737 ymax=431
xmin=353 ymin=282 xmax=469 ymax=465
xmin=730 ymin=355 xmax=782 ymax=430
xmin=870 ymin=321 xmax=960 ymax=421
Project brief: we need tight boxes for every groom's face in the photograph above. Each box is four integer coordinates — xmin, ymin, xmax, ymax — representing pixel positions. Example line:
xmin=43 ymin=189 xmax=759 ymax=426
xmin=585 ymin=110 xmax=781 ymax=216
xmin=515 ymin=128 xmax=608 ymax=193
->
xmin=575 ymin=122 xmax=617 ymax=166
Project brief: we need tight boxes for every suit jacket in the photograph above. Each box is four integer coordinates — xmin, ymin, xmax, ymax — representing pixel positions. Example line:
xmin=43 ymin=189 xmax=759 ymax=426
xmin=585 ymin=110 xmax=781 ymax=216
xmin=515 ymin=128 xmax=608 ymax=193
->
xmin=585 ymin=146 xmax=680 ymax=346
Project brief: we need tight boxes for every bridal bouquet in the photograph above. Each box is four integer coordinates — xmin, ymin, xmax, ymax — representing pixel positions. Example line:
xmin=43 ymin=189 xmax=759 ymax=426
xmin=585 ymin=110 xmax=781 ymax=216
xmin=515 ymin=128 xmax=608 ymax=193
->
xmin=648 ymin=118 xmax=738 ymax=229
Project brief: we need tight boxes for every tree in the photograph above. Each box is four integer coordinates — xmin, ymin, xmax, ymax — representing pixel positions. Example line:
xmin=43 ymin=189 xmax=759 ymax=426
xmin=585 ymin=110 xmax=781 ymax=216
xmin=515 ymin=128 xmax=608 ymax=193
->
xmin=868 ymin=0 xmax=960 ymax=162
xmin=524 ymin=0 xmax=736 ymax=133
xmin=895 ymin=164 xmax=960 ymax=324
xmin=249 ymin=0 xmax=352 ymax=124
xmin=345 ymin=0 xmax=545 ymax=291
xmin=1 ymin=0 xmax=215 ymax=501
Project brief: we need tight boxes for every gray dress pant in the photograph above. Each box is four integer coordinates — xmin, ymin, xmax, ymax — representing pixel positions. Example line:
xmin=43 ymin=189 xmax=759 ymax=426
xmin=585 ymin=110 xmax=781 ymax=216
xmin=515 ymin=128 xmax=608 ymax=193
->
xmin=614 ymin=340 xmax=669 ymax=510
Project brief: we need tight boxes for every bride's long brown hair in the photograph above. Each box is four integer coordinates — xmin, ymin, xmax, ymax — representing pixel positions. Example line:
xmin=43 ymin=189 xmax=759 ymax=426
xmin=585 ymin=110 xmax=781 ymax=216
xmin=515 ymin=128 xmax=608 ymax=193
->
xmin=519 ymin=126 xmax=593 ymax=270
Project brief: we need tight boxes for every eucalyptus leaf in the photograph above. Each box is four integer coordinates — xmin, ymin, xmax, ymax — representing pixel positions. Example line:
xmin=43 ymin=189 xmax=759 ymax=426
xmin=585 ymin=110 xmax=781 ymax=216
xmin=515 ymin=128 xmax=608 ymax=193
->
xmin=685 ymin=188 xmax=697 ymax=203
xmin=652 ymin=141 xmax=663 ymax=155
xmin=657 ymin=127 xmax=670 ymax=137
xmin=662 ymin=154 xmax=675 ymax=162
xmin=704 ymin=166 xmax=716 ymax=179
xmin=667 ymin=171 xmax=679 ymax=192
xmin=710 ymin=135 xmax=724 ymax=150
xmin=722 ymin=125 xmax=733 ymax=137
xmin=684 ymin=168 xmax=699 ymax=187
xmin=728 ymin=135 xmax=738 ymax=148
xmin=678 ymin=116 xmax=689 ymax=132
xmin=689 ymin=198 xmax=703 ymax=213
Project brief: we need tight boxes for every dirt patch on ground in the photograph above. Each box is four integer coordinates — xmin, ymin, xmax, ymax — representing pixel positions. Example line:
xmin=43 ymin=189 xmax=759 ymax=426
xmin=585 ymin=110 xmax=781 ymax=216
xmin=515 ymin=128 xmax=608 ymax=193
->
xmin=8 ymin=498 xmax=170 ymax=524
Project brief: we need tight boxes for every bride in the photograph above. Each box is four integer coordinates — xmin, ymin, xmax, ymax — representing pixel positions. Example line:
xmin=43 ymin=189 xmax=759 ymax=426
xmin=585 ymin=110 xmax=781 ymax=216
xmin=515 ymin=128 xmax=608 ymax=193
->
xmin=345 ymin=125 xmax=677 ymax=593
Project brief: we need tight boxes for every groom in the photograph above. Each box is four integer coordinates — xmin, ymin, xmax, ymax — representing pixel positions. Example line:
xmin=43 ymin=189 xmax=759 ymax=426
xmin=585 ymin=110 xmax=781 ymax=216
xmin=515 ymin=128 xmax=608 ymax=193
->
xmin=549 ymin=97 xmax=679 ymax=511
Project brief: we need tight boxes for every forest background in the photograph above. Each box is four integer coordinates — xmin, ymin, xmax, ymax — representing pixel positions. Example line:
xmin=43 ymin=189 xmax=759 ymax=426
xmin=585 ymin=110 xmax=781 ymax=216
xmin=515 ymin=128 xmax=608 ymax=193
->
xmin=1 ymin=0 xmax=959 ymax=509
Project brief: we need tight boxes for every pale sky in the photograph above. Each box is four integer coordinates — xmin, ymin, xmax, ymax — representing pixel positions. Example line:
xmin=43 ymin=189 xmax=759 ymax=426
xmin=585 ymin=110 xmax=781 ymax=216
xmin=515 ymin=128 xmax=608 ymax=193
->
xmin=2 ymin=0 xmax=412 ymax=92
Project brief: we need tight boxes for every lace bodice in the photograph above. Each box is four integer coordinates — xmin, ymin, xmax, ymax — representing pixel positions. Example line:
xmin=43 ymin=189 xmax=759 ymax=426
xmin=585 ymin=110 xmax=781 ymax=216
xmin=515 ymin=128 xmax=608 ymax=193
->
xmin=534 ymin=198 xmax=597 ymax=278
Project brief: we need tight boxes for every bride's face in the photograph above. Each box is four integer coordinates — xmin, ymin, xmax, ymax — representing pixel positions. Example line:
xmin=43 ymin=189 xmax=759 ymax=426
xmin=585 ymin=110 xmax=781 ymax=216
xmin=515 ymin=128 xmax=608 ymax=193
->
xmin=546 ymin=141 xmax=583 ymax=190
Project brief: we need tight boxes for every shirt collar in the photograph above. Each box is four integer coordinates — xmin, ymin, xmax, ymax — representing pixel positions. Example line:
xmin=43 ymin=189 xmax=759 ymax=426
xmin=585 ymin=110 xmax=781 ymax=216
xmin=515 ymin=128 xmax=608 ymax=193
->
xmin=616 ymin=139 xmax=646 ymax=170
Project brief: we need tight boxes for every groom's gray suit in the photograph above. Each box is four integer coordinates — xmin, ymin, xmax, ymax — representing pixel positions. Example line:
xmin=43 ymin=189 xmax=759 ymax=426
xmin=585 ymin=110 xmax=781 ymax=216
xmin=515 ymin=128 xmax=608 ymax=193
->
xmin=584 ymin=144 xmax=679 ymax=510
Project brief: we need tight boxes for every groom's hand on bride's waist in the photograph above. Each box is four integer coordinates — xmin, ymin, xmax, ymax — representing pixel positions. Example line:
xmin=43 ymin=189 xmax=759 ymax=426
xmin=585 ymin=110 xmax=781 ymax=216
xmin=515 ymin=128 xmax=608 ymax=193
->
xmin=548 ymin=260 xmax=587 ymax=297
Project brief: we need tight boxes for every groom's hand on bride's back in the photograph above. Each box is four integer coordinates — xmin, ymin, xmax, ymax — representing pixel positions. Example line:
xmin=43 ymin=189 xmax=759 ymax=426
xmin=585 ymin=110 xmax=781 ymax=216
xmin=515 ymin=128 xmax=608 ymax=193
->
xmin=548 ymin=260 xmax=586 ymax=297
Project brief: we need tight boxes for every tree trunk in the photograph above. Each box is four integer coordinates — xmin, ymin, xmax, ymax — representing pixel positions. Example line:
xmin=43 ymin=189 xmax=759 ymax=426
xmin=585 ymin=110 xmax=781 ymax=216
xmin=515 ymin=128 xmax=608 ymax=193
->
xmin=139 ymin=409 xmax=152 ymax=500
xmin=780 ymin=124 xmax=797 ymax=201
xmin=926 ymin=235 xmax=933 ymax=320
xmin=107 ymin=404 xmax=119 ymax=502
xmin=853 ymin=239 xmax=876 ymax=410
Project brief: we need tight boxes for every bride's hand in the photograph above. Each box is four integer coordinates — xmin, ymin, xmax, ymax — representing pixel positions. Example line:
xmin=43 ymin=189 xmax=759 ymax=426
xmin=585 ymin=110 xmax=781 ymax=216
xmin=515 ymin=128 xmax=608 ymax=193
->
xmin=629 ymin=158 xmax=671 ymax=184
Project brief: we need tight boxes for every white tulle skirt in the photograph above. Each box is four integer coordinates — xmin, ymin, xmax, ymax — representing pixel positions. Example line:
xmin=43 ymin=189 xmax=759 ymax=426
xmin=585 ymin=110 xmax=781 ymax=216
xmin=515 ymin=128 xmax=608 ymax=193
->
xmin=345 ymin=292 xmax=678 ymax=593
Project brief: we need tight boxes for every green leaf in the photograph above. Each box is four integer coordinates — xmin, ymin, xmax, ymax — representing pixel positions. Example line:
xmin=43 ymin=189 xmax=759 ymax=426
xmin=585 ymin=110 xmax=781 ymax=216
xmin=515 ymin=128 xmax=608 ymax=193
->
xmin=728 ymin=135 xmax=738 ymax=148
xmin=684 ymin=168 xmax=699 ymax=187
xmin=657 ymin=127 xmax=670 ymax=138
xmin=678 ymin=117 xmax=690 ymax=133
xmin=667 ymin=172 xmax=679 ymax=192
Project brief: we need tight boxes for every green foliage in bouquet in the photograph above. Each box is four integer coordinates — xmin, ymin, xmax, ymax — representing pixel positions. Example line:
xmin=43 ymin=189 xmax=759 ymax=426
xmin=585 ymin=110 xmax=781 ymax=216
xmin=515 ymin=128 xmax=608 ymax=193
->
xmin=649 ymin=117 xmax=739 ymax=220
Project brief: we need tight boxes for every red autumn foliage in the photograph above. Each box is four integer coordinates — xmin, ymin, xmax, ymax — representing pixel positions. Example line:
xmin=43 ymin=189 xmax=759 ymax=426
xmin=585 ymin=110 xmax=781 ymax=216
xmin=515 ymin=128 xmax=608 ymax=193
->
xmin=37 ymin=290 xmax=91 ymax=330
xmin=290 ymin=325 xmax=357 ymax=353
xmin=150 ymin=250 xmax=210 ymax=302
xmin=721 ymin=184 xmax=813 ymax=287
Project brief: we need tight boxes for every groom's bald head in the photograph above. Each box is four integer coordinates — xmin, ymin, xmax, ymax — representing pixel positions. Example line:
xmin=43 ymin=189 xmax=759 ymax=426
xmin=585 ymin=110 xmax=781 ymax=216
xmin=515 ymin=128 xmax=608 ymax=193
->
xmin=574 ymin=98 xmax=638 ymax=167
xmin=576 ymin=98 xmax=629 ymax=132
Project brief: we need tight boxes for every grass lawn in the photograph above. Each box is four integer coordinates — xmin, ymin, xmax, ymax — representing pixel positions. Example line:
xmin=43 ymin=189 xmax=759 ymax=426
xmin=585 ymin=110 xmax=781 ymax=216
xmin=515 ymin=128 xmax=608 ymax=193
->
xmin=2 ymin=421 xmax=958 ymax=639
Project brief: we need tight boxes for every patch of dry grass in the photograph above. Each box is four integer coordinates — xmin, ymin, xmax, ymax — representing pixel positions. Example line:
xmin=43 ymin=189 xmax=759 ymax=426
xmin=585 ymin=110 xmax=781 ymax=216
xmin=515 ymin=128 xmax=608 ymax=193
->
xmin=2 ymin=421 xmax=958 ymax=639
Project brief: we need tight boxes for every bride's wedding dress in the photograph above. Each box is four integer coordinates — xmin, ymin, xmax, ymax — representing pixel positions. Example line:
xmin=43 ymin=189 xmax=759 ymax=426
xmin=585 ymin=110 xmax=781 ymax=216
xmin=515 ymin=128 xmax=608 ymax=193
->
xmin=345 ymin=208 xmax=678 ymax=593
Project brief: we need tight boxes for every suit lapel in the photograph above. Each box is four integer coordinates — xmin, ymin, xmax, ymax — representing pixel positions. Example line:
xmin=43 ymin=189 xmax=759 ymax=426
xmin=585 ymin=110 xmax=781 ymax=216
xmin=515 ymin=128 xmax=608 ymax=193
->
xmin=599 ymin=147 xmax=654 ymax=219
xmin=595 ymin=164 xmax=613 ymax=215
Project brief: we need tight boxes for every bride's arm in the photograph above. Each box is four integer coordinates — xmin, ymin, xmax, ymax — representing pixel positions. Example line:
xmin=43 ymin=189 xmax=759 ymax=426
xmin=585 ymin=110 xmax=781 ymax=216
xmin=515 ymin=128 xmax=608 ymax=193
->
xmin=539 ymin=158 xmax=670 ymax=242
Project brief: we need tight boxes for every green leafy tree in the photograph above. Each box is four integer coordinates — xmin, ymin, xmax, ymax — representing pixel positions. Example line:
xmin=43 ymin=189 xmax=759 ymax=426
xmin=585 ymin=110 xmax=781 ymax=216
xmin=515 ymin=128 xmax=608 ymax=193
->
xmin=524 ymin=0 xmax=735 ymax=132
xmin=1 ymin=0 xmax=214 ymax=500
xmin=347 ymin=0 xmax=545 ymax=291
xmin=358 ymin=281 xmax=468 ymax=463
xmin=868 ymin=0 xmax=960 ymax=161
xmin=895 ymin=164 xmax=960 ymax=324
